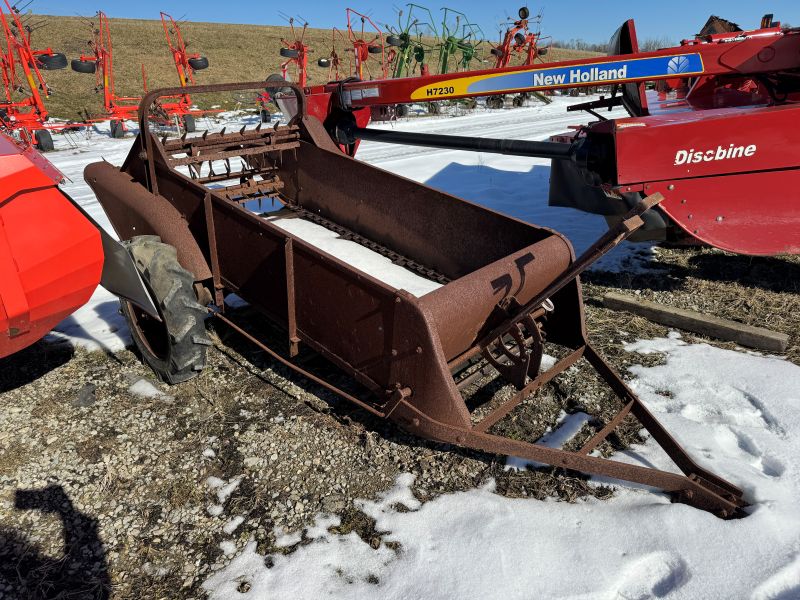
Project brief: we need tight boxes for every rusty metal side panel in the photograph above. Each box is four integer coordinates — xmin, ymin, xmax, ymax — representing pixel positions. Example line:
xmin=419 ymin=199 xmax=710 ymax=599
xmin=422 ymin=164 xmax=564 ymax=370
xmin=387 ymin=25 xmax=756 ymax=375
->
xmin=277 ymin=142 xmax=565 ymax=280
xmin=84 ymin=161 xmax=212 ymax=281
xmin=421 ymin=237 xmax=571 ymax=360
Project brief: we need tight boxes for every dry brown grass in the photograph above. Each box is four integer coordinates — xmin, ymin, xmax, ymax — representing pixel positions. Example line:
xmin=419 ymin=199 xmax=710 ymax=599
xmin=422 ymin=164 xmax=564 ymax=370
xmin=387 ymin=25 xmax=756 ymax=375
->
xmin=14 ymin=13 xmax=601 ymax=120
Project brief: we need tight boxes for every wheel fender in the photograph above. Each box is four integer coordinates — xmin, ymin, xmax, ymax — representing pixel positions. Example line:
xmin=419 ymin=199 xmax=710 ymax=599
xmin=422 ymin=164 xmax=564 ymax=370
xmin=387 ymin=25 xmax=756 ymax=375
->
xmin=84 ymin=160 xmax=212 ymax=282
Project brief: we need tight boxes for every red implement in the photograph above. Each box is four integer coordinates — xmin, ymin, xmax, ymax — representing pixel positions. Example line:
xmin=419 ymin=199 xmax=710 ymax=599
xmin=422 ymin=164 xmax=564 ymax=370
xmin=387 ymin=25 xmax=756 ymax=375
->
xmin=0 ymin=134 xmax=102 ymax=357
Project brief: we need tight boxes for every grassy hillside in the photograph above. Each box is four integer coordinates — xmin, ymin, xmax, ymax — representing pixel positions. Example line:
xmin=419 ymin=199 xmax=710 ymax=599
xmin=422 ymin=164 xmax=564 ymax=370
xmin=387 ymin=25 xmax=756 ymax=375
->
xmin=16 ymin=13 xmax=601 ymax=120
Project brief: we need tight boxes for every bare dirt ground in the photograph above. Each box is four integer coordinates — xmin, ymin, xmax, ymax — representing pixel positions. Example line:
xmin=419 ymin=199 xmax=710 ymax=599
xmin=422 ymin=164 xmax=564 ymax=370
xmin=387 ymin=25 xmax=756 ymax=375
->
xmin=0 ymin=244 xmax=797 ymax=598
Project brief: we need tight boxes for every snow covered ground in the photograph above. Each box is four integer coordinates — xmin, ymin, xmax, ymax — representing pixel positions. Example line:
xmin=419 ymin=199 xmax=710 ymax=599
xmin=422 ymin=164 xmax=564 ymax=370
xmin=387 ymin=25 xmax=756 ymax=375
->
xmin=41 ymin=101 xmax=800 ymax=599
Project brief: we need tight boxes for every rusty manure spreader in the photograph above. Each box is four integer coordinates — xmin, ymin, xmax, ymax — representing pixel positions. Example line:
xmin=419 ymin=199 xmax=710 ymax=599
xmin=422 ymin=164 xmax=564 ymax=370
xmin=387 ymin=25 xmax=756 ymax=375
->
xmin=85 ymin=81 xmax=746 ymax=518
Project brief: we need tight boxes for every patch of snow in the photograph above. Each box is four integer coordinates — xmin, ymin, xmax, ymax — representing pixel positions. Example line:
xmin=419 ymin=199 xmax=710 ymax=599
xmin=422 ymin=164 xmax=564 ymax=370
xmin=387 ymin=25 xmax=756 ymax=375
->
xmin=219 ymin=540 xmax=237 ymax=556
xmin=203 ymin=448 xmax=217 ymax=459
xmin=506 ymin=410 xmax=593 ymax=471
xmin=128 ymin=378 xmax=167 ymax=399
xmin=216 ymin=477 xmax=242 ymax=505
xmin=207 ymin=504 xmax=224 ymax=517
xmin=272 ymin=527 xmax=302 ymax=548
xmin=223 ymin=516 xmax=245 ymax=535
xmin=206 ymin=476 xmax=224 ymax=489
xmin=268 ymin=217 xmax=442 ymax=297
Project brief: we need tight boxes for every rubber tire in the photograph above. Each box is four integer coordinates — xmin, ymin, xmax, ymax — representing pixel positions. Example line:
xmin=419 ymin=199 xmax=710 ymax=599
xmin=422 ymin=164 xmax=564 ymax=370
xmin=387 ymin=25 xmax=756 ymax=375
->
xmin=538 ymin=47 xmax=548 ymax=56
xmin=280 ymin=47 xmax=300 ymax=59
xmin=122 ymin=236 xmax=210 ymax=384
xmin=519 ymin=6 xmax=530 ymax=19
xmin=34 ymin=129 xmax=54 ymax=152
xmin=37 ymin=52 xmax=67 ymax=70
xmin=188 ymin=56 xmax=209 ymax=71
xmin=266 ymin=73 xmax=292 ymax=95
xmin=110 ymin=119 xmax=124 ymax=139
xmin=512 ymin=95 xmax=524 ymax=107
xmin=71 ymin=58 xmax=96 ymax=74
xmin=260 ymin=108 xmax=271 ymax=123
xmin=514 ymin=32 xmax=527 ymax=46
xmin=386 ymin=35 xmax=403 ymax=47
xmin=427 ymin=102 xmax=440 ymax=115
xmin=367 ymin=45 xmax=383 ymax=54
xmin=395 ymin=103 xmax=409 ymax=117
xmin=318 ymin=58 xmax=330 ymax=68
xmin=183 ymin=114 xmax=196 ymax=133
xmin=490 ymin=48 xmax=503 ymax=57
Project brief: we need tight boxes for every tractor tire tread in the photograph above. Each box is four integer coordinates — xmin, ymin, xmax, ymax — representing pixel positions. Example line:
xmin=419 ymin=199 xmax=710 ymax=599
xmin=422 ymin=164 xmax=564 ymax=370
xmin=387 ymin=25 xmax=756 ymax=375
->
xmin=122 ymin=236 xmax=210 ymax=384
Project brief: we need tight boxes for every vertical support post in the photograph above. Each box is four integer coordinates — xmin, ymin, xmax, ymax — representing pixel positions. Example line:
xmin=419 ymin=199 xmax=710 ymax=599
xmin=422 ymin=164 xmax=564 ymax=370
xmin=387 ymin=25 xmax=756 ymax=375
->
xmin=203 ymin=192 xmax=225 ymax=308
xmin=285 ymin=237 xmax=300 ymax=357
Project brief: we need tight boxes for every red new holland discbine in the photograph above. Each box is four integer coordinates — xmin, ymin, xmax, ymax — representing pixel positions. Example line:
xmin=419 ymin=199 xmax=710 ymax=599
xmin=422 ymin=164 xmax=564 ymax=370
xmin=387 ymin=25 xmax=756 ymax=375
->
xmin=299 ymin=15 xmax=800 ymax=256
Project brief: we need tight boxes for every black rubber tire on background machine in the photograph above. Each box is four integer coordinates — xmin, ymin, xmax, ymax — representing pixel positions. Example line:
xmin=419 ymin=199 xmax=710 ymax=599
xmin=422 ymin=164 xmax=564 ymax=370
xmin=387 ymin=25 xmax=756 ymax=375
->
xmin=367 ymin=45 xmax=383 ymax=54
xmin=70 ymin=58 xmax=97 ymax=74
xmin=122 ymin=236 xmax=211 ymax=384
xmin=183 ymin=114 xmax=196 ymax=133
xmin=386 ymin=35 xmax=403 ymax=47
xmin=187 ymin=56 xmax=209 ymax=70
xmin=318 ymin=58 xmax=330 ymax=68
xmin=110 ymin=119 xmax=124 ymax=139
xmin=260 ymin=109 xmax=271 ymax=123
xmin=34 ymin=129 xmax=54 ymax=152
xmin=37 ymin=53 xmax=68 ymax=70
xmin=280 ymin=47 xmax=300 ymax=59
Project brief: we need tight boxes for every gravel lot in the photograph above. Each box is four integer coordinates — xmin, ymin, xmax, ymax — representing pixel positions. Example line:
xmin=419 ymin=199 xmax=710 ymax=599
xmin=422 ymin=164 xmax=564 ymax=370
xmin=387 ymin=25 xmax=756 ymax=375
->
xmin=1 ymin=245 xmax=797 ymax=599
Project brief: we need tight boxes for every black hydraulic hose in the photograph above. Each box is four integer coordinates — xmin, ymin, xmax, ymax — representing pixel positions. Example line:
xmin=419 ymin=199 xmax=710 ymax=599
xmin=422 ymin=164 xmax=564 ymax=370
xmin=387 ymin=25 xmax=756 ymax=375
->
xmin=352 ymin=126 xmax=576 ymax=160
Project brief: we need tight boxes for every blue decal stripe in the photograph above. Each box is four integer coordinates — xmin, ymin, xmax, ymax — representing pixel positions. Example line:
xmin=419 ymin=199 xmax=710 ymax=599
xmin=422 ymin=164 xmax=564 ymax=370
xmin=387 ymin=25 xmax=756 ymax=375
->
xmin=466 ymin=54 xmax=704 ymax=94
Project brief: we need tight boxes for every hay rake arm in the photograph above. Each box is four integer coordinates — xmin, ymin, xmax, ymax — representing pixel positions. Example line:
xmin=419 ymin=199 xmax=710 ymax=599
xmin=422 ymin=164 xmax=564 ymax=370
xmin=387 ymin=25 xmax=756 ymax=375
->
xmin=86 ymin=81 xmax=746 ymax=518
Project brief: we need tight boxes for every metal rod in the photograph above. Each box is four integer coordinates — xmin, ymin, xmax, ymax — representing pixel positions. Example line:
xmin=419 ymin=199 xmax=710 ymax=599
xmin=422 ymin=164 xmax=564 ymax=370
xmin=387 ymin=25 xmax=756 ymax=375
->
xmin=352 ymin=126 xmax=575 ymax=159
xmin=213 ymin=311 xmax=386 ymax=418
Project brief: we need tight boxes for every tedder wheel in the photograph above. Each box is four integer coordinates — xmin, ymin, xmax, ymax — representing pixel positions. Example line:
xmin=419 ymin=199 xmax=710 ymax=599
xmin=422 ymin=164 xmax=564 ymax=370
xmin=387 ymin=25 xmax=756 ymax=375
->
xmin=71 ymin=58 xmax=96 ymax=74
xmin=514 ymin=32 xmax=527 ymax=46
xmin=490 ymin=48 xmax=503 ymax=57
xmin=367 ymin=45 xmax=383 ymax=54
xmin=183 ymin=114 xmax=196 ymax=133
xmin=538 ymin=47 xmax=548 ymax=56
xmin=317 ymin=58 xmax=330 ymax=68
xmin=518 ymin=6 xmax=530 ymax=20
xmin=37 ymin=52 xmax=67 ymax=70
xmin=280 ymin=47 xmax=299 ymax=59
xmin=34 ymin=129 xmax=54 ymax=152
xmin=512 ymin=95 xmax=524 ymax=107
xmin=188 ymin=56 xmax=209 ymax=70
xmin=260 ymin=108 xmax=271 ymax=123
xmin=427 ymin=102 xmax=440 ymax=115
xmin=122 ymin=236 xmax=210 ymax=384
xmin=110 ymin=119 xmax=124 ymax=139
xmin=395 ymin=103 xmax=409 ymax=117
xmin=386 ymin=35 xmax=403 ymax=47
